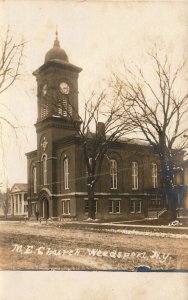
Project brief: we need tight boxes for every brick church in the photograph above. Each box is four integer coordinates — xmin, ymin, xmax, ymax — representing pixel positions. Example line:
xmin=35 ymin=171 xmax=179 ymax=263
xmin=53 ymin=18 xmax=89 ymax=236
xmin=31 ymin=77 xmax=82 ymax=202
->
xmin=26 ymin=33 xmax=184 ymax=220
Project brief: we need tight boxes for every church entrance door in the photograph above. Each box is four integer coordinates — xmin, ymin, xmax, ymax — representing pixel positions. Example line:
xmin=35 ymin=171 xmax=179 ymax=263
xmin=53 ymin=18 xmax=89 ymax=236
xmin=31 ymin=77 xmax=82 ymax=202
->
xmin=42 ymin=198 xmax=49 ymax=219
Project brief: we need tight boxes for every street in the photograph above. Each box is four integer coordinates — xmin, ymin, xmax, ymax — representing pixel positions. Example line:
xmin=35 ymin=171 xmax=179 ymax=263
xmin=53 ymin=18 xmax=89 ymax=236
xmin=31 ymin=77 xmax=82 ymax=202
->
xmin=0 ymin=221 xmax=188 ymax=271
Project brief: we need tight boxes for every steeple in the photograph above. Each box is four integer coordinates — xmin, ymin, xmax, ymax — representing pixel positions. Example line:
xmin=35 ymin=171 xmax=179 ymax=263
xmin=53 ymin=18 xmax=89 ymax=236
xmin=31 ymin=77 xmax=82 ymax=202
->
xmin=53 ymin=28 xmax=60 ymax=48
xmin=44 ymin=29 xmax=69 ymax=63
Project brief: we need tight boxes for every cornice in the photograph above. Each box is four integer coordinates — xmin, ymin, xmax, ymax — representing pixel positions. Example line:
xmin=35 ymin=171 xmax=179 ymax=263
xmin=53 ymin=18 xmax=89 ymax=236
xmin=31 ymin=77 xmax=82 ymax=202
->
xmin=33 ymin=60 xmax=82 ymax=77
xmin=54 ymin=135 xmax=81 ymax=149
xmin=35 ymin=116 xmax=77 ymax=133
xmin=25 ymin=150 xmax=37 ymax=158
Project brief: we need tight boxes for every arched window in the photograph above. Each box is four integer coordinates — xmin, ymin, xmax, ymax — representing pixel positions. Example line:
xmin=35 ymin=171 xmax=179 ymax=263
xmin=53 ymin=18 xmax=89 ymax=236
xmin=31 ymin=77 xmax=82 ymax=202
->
xmin=33 ymin=166 xmax=37 ymax=193
xmin=110 ymin=160 xmax=117 ymax=189
xmin=132 ymin=161 xmax=138 ymax=190
xmin=152 ymin=163 xmax=158 ymax=188
xmin=42 ymin=154 xmax=47 ymax=185
xmin=64 ymin=157 xmax=69 ymax=189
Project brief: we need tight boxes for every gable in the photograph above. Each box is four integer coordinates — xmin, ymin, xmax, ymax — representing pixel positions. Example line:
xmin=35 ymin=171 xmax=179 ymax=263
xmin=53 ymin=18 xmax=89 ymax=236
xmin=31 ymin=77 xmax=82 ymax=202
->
xmin=11 ymin=185 xmax=21 ymax=193
xmin=11 ymin=183 xmax=28 ymax=193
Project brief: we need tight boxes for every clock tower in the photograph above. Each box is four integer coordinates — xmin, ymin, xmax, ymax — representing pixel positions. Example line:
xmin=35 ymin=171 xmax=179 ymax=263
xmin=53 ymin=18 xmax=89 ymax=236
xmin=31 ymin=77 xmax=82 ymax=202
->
xmin=31 ymin=32 xmax=82 ymax=215
xmin=33 ymin=31 xmax=82 ymax=155
xmin=34 ymin=31 xmax=82 ymax=130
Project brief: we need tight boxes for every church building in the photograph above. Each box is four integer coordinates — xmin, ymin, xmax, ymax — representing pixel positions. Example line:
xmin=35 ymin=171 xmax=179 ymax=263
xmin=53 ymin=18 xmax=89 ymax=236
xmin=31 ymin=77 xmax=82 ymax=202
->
xmin=26 ymin=33 xmax=184 ymax=221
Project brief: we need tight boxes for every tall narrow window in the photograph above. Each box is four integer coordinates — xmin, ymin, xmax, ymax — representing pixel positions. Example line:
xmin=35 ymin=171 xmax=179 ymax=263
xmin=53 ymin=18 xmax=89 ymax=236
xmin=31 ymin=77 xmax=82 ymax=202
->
xmin=64 ymin=157 xmax=69 ymax=189
xmin=42 ymin=155 xmax=47 ymax=185
xmin=115 ymin=200 xmax=120 ymax=213
xmin=108 ymin=200 xmax=113 ymax=213
xmin=152 ymin=163 xmax=158 ymax=188
xmin=132 ymin=161 xmax=138 ymax=190
xmin=108 ymin=199 xmax=121 ymax=214
xmin=130 ymin=199 xmax=142 ymax=213
xmin=33 ymin=166 xmax=37 ymax=193
xmin=62 ymin=200 xmax=70 ymax=215
xmin=110 ymin=160 xmax=117 ymax=189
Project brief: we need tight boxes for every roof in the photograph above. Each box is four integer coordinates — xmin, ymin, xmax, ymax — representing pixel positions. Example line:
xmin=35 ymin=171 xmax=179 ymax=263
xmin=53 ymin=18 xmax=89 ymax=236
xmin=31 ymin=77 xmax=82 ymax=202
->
xmin=44 ymin=38 xmax=69 ymax=64
xmin=10 ymin=183 xmax=28 ymax=193
xmin=183 ymin=159 xmax=188 ymax=168
xmin=33 ymin=33 xmax=82 ymax=76
xmin=119 ymin=136 xmax=151 ymax=146
xmin=53 ymin=134 xmax=153 ymax=152
xmin=25 ymin=149 xmax=37 ymax=158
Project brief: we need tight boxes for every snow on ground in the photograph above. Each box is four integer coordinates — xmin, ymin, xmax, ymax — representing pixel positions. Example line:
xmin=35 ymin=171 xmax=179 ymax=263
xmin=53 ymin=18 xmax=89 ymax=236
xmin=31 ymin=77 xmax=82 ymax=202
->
xmin=90 ymin=228 xmax=188 ymax=239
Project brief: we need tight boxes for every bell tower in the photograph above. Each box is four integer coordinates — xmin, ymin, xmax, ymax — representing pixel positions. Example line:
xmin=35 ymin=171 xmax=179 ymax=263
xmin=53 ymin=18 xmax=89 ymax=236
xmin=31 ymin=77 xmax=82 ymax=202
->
xmin=33 ymin=31 xmax=82 ymax=149
xmin=34 ymin=31 xmax=82 ymax=126
xmin=32 ymin=32 xmax=82 ymax=197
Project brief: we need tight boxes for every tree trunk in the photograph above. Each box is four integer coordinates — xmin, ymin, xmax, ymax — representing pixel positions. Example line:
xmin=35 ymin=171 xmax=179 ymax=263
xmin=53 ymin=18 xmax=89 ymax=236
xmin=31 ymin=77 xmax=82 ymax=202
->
xmin=160 ymin=158 xmax=177 ymax=221
xmin=166 ymin=184 xmax=177 ymax=221
xmin=159 ymin=135 xmax=177 ymax=221
xmin=87 ymin=184 xmax=95 ymax=220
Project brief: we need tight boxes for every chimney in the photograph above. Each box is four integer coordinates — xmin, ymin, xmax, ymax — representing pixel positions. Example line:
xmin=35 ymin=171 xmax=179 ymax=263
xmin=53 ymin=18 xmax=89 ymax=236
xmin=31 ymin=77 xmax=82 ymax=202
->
xmin=96 ymin=122 xmax=106 ymax=140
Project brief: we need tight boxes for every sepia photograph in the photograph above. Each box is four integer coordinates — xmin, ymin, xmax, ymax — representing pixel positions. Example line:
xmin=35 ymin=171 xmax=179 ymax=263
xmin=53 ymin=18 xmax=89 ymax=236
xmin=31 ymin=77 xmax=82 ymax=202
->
xmin=0 ymin=0 xmax=188 ymax=298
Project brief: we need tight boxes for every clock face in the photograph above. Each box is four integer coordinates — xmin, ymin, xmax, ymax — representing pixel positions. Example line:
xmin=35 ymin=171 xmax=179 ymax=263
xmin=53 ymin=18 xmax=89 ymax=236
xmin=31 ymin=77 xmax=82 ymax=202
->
xmin=42 ymin=84 xmax=47 ymax=96
xmin=60 ymin=82 xmax=70 ymax=94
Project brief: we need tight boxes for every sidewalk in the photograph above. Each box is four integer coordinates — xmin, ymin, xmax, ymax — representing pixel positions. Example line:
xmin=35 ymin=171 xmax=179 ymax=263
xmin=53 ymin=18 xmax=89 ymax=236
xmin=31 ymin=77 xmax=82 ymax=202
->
xmin=75 ymin=220 xmax=188 ymax=231
xmin=1 ymin=218 xmax=188 ymax=234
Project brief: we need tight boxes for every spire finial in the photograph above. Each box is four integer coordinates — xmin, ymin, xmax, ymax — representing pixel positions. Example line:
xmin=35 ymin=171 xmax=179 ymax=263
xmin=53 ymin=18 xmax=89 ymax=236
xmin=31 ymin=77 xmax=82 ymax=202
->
xmin=55 ymin=25 xmax=58 ymax=40
xmin=53 ymin=25 xmax=60 ymax=48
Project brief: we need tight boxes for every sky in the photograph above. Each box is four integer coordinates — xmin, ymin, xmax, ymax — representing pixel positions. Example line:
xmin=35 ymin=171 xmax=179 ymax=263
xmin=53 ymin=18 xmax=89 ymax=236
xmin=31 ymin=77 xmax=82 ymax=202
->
xmin=0 ymin=0 xmax=188 ymax=191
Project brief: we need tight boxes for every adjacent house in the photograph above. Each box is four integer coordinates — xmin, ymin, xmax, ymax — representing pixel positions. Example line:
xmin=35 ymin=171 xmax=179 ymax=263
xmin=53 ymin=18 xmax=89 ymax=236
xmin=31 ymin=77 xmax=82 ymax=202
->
xmin=10 ymin=184 xmax=28 ymax=217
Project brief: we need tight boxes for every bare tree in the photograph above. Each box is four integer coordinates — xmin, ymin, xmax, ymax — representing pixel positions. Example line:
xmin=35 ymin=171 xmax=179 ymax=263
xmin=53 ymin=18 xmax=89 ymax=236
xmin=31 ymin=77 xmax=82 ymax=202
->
xmin=75 ymin=91 xmax=135 ymax=219
xmin=112 ymin=50 xmax=188 ymax=220
xmin=0 ymin=188 xmax=10 ymax=218
xmin=0 ymin=27 xmax=25 ymax=168
xmin=0 ymin=26 xmax=25 ymax=94
xmin=44 ymin=87 xmax=134 ymax=219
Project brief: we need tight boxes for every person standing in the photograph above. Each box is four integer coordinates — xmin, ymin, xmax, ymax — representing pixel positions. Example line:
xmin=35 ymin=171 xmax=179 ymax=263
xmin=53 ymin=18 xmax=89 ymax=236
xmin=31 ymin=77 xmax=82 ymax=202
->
xmin=35 ymin=210 xmax=39 ymax=221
